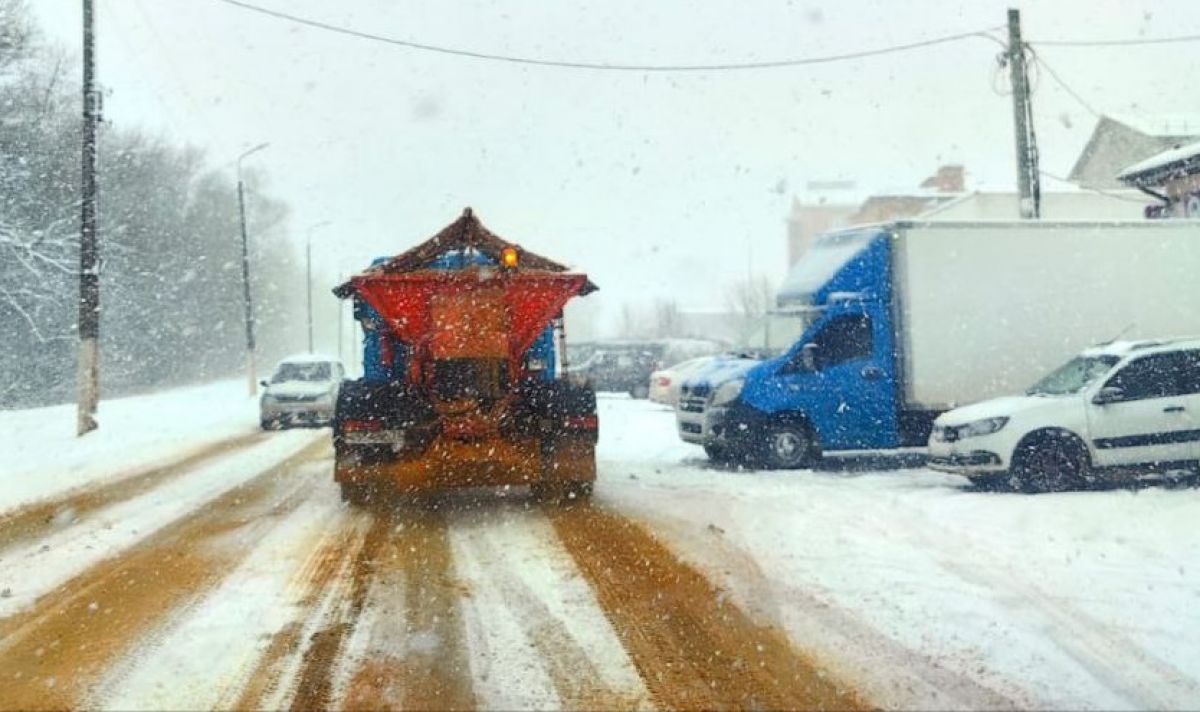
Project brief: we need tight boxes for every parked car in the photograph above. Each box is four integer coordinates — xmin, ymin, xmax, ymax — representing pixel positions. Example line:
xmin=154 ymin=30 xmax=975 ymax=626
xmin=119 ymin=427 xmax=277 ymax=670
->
xmin=928 ymin=338 xmax=1200 ymax=492
xmin=260 ymin=355 xmax=345 ymax=429
xmin=566 ymin=342 xmax=665 ymax=398
xmin=649 ymin=356 xmax=717 ymax=406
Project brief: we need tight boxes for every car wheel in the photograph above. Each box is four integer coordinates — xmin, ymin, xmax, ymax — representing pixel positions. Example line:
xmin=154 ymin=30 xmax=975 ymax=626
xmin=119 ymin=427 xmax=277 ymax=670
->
xmin=762 ymin=424 xmax=814 ymax=470
xmin=629 ymin=383 xmax=650 ymax=399
xmin=1012 ymin=432 xmax=1088 ymax=493
xmin=260 ymin=418 xmax=276 ymax=431
xmin=704 ymin=444 xmax=734 ymax=463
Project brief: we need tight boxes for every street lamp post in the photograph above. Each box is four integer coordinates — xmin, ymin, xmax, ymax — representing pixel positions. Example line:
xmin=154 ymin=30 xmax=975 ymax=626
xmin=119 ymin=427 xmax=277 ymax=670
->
xmin=236 ymin=142 xmax=268 ymax=396
xmin=306 ymin=221 xmax=331 ymax=354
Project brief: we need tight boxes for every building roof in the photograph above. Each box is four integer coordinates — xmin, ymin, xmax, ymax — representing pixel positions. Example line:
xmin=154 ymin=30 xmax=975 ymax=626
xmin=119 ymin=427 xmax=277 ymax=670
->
xmin=1067 ymin=115 xmax=1200 ymax=188
xmin=1107 ymin=114 xmax=1200 ymax=138
xmin=1117 ymin=139 xmax=1200 ymax=186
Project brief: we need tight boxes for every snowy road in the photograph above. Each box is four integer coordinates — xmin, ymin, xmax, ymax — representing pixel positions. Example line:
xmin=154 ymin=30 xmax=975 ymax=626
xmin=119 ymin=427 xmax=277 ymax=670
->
xmin=1 ymin=388 xmax=1198 ymax=710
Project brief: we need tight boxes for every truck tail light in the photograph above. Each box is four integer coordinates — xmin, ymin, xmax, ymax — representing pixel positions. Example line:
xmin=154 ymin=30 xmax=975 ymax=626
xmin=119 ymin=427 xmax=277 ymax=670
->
xmin=563 ymin=414 xmax=599 ymax=431
xmin=343 ymin=419 xmax=384 ymax=432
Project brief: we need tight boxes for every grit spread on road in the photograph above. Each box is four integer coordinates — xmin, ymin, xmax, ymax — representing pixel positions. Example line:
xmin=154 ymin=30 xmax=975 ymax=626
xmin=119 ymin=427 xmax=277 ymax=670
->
xmin=1 ymin=385 xmax=1198 ymax=710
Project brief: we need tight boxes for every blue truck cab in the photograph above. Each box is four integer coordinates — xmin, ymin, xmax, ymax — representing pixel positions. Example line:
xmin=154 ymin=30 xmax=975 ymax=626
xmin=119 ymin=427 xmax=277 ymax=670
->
xmin=677 ymin=227 xmax=928 ymax=468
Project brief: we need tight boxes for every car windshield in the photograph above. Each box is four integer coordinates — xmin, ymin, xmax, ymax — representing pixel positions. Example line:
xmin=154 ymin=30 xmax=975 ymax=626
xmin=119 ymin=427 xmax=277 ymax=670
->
xmin=1026 ymin=355 xmax=1120 ymax=396
xmin=272 ymin=362 xmax=331 ymax=383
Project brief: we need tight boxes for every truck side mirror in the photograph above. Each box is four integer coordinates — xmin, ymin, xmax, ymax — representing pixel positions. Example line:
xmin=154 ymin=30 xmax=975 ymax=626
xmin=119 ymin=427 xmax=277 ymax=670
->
xmin=1093 ymin=386 xmax=1124 ymax=405
xmin=801 ymin=343 xmax=818 ymax=371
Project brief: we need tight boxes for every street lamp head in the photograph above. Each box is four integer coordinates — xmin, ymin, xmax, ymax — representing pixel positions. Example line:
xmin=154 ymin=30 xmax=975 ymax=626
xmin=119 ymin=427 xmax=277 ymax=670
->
xmin=236 ymin=142 xmax=270 ymax=180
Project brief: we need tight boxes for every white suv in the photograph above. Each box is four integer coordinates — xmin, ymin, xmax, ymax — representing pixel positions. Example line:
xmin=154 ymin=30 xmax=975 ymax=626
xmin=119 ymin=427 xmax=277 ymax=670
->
xmin=929 ymin=338 xmax=1200 ymax=492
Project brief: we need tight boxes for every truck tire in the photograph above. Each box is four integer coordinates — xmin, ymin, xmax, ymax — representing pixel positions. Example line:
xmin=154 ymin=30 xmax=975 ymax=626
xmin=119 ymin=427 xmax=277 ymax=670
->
xmin=761 ymin=423 xmax=814 ymax=470
xmin=704 ymin=443 xmax=730 ymax=463
xmin=1011 ymin=431 xmax=1089 ymax=493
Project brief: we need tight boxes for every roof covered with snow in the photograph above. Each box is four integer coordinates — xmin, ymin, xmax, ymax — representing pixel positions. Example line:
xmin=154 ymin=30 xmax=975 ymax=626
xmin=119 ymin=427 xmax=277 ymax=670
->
xmin=1117 ymin=139 xmax=1200 ymax=185
xmin=333 ymin=208 xmax=597 ymax=298
xmin=1109 ymin=113 xmax=1200 ymax=138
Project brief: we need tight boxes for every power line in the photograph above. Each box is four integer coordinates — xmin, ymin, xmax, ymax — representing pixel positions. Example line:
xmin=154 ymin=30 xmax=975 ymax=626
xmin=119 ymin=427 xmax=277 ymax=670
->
xmin=1031 ymin=33 xmax=1200 ymax=47
xmin=1029 ymin=50 xmax=1101 ymax=119
xmin=213 ymin=0 xmax=1000 ymax=72
xmin=1039 ymin=170 xmax=1153 ymax=204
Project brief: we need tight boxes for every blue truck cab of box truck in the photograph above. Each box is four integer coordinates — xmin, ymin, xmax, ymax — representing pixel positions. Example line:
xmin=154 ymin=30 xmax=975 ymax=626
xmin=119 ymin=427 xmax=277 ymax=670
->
xmin=677 ymin=227 xmax=924 ymax=468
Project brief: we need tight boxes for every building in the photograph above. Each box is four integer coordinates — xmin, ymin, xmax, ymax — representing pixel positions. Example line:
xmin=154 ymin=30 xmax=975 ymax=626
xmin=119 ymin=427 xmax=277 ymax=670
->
xmin=920 ymin=189 xmax=1154 ymax=221
xmin=1117 ymin=140 xmax=1200 ymax=218
xmin=787 ymin=167 xmax=963 ymax=265
xmin=1068 ymin=115 xmax=1200 ymax=189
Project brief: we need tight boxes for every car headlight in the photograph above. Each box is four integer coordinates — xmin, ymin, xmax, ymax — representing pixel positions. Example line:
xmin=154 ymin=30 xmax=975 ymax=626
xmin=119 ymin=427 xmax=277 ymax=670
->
xmin=958 ymin=416 xmax=1009 ymax=439
xmin=710 ymin=379 xmax=744 ymax=407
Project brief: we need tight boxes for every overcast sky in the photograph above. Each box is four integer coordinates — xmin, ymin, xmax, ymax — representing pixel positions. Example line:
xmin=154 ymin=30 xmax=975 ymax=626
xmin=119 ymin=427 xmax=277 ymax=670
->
xmin=29 ymin=0 xmax=1200 ymax=338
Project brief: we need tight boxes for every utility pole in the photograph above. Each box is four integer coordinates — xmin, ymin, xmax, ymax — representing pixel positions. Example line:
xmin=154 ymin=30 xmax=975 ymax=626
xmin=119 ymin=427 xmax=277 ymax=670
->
xmin=1007 ymin=8 xmax=1040 ymax=218
xmin=306 ymin=237 xmax=313 ymax=353
xmin=336 ymin=271 xmax=344 ymax=362
xmin=305 ymin=221 xmax=330 ymax=354
xmin=77 ymin=0 xmax=101 ymax=436
xmin=236 ymin=142 xmax=268 ymax=396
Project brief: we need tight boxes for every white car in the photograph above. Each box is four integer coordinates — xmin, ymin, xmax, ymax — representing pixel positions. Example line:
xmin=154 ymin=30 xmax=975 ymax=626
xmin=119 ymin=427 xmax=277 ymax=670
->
xmin=648 ymin=356 xmax=716 ymax=406
xmin=260 ymin=355 xmax=345 ymax=429
xmin=929 ymin=338 xmax=1200 ymax=492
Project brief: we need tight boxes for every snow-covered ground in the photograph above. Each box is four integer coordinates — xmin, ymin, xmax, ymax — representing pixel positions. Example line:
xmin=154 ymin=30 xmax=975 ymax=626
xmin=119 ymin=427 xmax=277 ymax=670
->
xmin=0 ymin=380 xmax=264 ymax=514
xmin=596 ymin=394 xmax=1200 ymax=710
xmin=3 ymin=383 xmax=1199 ymax=710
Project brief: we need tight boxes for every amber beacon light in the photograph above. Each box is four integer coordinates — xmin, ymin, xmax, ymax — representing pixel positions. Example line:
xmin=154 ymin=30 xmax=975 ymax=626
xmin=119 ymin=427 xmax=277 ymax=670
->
xmin=501 ymin=246 xmax=519 ymax=269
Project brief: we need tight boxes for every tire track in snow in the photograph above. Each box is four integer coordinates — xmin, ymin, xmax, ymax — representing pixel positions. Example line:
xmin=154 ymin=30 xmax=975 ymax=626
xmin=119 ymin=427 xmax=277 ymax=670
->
xmin=284 ymin=512 xmax=387 ymax=712
xmin=934 ymin=553 xmax=1200 ymax=709
xmin=0 ymin=438 xmax=328 ymax=711
xmin=337 ymin=503 xmax=476 ymax=711
xmin=228 ymin=511 xmax=373 ymax=711
xmin=89 ymin=473 xmax=366 ymax=710
xmin=632 ymin=506 xmax=1024 ymax=710
xmin=549 ymin=503 xmax=867 ymax=711
xmin=447 ymin=502 xmax=651 ymax=710
xmin=886 ymin=499 xmax=1200 ymax=709
xmin=0 ymin=431 xmax=268 ymax=553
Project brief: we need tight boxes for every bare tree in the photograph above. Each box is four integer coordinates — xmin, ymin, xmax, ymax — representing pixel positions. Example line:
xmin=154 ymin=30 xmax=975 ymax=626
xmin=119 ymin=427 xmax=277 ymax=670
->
xmin=723 ymin=274 xmax=776 ymax=345
xmin=653 ymin=298 xmax=682 ymax=338
xmin=0 ymin=17 xmax=306 ymax=407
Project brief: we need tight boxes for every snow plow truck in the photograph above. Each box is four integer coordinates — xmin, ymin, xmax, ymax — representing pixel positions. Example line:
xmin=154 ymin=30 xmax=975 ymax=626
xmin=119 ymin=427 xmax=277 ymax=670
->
xmin=331 ymin=209 xmax=598 ymax=504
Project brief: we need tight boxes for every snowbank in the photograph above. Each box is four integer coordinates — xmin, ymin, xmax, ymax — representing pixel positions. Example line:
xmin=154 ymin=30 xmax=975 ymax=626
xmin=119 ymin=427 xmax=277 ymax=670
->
xmin=0 ymin=379 xmax=263 ymax=515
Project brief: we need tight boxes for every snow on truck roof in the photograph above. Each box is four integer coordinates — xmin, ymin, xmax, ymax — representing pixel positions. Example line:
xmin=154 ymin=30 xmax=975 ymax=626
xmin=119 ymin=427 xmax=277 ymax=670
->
xmin=332 ymin=208 xmax=598 ymax=298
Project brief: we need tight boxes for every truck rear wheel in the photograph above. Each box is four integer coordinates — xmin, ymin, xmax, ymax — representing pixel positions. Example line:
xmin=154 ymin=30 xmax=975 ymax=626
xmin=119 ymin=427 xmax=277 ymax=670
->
xmin=762 ymin=424 xmax=814 ymax=470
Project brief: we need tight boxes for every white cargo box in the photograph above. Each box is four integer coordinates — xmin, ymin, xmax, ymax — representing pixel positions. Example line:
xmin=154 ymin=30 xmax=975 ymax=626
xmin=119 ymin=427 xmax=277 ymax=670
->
xmin=893 ymin=220 xmax=1200 ymax=409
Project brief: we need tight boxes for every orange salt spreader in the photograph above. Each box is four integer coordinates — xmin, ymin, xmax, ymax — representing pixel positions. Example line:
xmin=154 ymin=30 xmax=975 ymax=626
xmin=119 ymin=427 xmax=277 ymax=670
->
xmin=331 ymin=208 xmax=598 ymax=503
